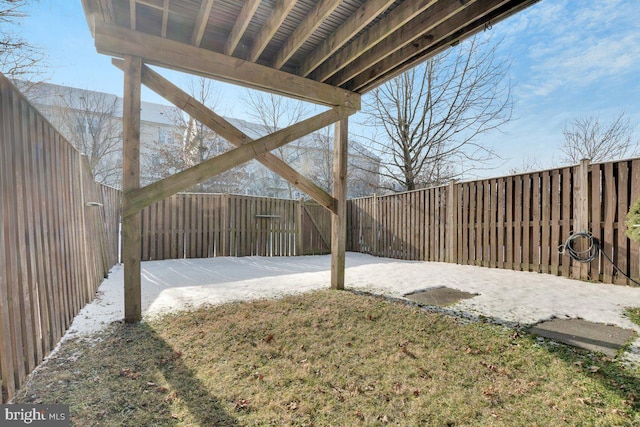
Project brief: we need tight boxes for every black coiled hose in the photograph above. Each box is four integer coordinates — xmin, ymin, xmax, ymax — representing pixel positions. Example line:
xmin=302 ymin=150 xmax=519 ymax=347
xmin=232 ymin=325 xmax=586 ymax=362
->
xmin=559 ymin=230 xmax=640 ymax=286
xmin=559 ymin=231 xmax=600 ymax=263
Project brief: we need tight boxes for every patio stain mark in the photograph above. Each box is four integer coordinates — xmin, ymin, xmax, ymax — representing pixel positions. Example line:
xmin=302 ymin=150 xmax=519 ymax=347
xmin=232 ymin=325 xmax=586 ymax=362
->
xmin=528 ymin=319 xmax=637 ymax=358
xmin=404 ymin=287 xmax=479 ymax=307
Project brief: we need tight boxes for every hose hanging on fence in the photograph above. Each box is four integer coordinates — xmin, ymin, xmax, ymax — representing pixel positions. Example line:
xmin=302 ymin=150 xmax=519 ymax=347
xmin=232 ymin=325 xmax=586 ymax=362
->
xmin=558 ymin=231 xmax=600 ymax=263
xmin=559 ymin=231 xmax=640 ymax=286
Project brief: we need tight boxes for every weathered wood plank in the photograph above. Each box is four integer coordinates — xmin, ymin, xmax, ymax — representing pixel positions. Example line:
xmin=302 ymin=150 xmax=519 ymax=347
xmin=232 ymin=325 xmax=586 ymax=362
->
xmin=550 ymin=170 xmax=560 ymax=275
xmin=329 ymin=0 xmax=473 ymax=87
xmin=603 ymin=163 xmax=616 ymax=283
xmin=617 ymin=162 xmax=629 ymax=284
xmin=97 ymin=22 xmax=361 ymax=108
xmin=191 ymin=0 xmax=214 ymax=47
xmin=540 ymin=171 xmax=551 ymax=274
xmin=513 ymin=176 xmax=523 ymax=271
xmin=299 ymin=0 xmax=395 ymax=77
xmin=561 ymin=167 xmax=573 ymax=278
xmin=224 ymin=0 xmax=261 ymax=55
xmin=630 ymin=160 xmax=640 ymax=285
xmin=590 ymin=165 xmax=602 ymax=280
xmin=331 ymin=118 xmax=348 ymax=290
xmin=273 ymin=0 xmax=341 ymax=69
xmin=0 ymin=79 xmax=19 ymax=399
xmin=496 ymin=178 xmax=505 ymax=268
xmin=311 ymin=0 xmax=439 ymax=82
xmin=531 ymin=173 xmax=540 ymax=272
xmin=249 ymin=0 xmax=297 ymax=62
xmin=122 ymin=55 xmax=143 ymax=322
xmin=522 ymin=175 xmax=531 ymax=272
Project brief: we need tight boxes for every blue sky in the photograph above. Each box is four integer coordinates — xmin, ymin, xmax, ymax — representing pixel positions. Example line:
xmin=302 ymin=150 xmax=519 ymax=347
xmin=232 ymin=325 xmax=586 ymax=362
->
xmin=18 ymin=0 xmax=640 ymax=178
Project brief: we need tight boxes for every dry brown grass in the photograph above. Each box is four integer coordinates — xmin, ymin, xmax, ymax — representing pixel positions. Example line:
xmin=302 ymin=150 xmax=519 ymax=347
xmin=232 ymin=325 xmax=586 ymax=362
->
xmin=13 ymin=290 xmax=640 ymax=426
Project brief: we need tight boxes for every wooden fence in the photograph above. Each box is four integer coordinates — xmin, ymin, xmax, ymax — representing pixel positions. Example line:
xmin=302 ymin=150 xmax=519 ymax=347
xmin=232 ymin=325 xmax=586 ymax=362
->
xmin=348 ymin=159 xmax=640 ymax=286
xmin=0 ymin=76 xmax=121 ymax=403
xmin=139 ymin=194 xmax=330 ymax=260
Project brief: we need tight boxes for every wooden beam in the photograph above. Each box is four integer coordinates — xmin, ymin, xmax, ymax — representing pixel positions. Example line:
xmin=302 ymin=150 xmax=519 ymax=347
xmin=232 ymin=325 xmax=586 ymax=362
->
xmin=331 ymin=117 xmax=348 ymax=290
xmin=94 ymin=21 xmax=360 ymax=108
xmin=137 ymin=0 xmax=164 ymax=9
xmin=191 ymin=0 xmax=215 ymax=47
xmin=248 ymin=0 xmax=297 ymax=63
xmin=310 ymin=0 xmax=438 ymax=83
xmin=273 ymin=0 xmax=341 ymax=69
xmin=328 ymin=0 xmax=475 ymax=87
xmin=224 ymin=0 xmax=261 ymax=55
xmin=123 ymin=106 xmax=355 ymax=217
xmin=112 ymin=59 xmax=338 ymax=213
xmin=298 ymin=0 xmax=394 ymax=77
xmin=356 ymin=0 xmax=528 ymax=93
xmin=122 ymin=56 xmax=142 ymax=322
xmin=161 ymin=0 xmax=169 ymax=38
xmin=129 ymin=0 xmax=136 ymax=30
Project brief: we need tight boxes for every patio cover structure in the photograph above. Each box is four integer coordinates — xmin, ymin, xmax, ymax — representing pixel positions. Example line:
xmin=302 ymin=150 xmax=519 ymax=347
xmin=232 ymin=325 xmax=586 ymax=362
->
xmin=81 ymin=0 xmax=539 ymax=321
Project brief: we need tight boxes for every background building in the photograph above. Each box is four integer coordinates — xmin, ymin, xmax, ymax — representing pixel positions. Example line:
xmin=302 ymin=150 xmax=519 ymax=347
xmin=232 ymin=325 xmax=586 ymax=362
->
xmin=24 ymin=82 xmax=379 ymax=198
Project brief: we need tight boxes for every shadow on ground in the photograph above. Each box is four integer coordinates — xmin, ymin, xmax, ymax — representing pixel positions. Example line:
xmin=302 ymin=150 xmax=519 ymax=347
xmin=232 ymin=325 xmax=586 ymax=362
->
xmin=12 ymin=323 xmax=239 ymax=426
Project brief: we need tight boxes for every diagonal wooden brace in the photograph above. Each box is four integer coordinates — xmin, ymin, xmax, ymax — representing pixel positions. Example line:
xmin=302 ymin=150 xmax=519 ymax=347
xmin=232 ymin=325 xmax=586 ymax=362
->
xmin=122 ymin=105 xmax=355 ymax=217
xmin=112 ymin=59 xmax=338 ymax=213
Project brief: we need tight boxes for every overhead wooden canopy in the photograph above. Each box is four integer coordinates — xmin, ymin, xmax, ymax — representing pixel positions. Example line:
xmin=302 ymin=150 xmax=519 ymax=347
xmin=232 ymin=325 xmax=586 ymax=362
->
xmin=79 ymin=0 xmax=540 ymax=322
xmin=81 ymin=0 xmax=540 ymax=107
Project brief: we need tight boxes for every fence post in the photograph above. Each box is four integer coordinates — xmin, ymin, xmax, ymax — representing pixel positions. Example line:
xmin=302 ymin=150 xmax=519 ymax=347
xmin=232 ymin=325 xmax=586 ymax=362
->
xmin=573 ymin=159 xmax=591 ymax=280
xmin=447 ymin=180 xmax=458 ymax=263
xmin=78 ymin=152 xmax=92 ymax=303
xmin=372 ymin=193 xmax=378 ymax=256
xmin=296 ymin=198 xmax=304 ymax=256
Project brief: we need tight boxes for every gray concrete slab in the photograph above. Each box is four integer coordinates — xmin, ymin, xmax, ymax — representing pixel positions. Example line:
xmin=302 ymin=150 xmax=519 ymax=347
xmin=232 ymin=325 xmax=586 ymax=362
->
xmin=528 ymin=319 xmax=637 ymax=357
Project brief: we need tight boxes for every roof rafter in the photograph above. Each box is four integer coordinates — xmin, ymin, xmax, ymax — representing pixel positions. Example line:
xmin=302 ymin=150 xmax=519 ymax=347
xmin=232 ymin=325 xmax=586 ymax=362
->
xmin=357 ymin=0 xmax=534 ymax=92
xmin=191 ymin=0 xmax=215 ymax=46
xmin=273 ymin=0 xmax=341 ymax=70
xmin=310 ymin=0 xmax=438 ymax=83
xmin=161 ymin=0 xmax=169 ymax=37
xmin=137 ymin=0 xmax=164 ymax=9
xmin=328 ymin=0 xmax=478 ymax=87
xmin=224 ymin=0 xmax=261 ymax=55
xmin=93 ymin=21 xmax=361 ymax=108
xmin=248 ymin=0 xmax=297 ymax=63
xmin=129 ymin=0 xmax=136 ymax=29
xmin=298 ymin=0 xmax=395 ymax=77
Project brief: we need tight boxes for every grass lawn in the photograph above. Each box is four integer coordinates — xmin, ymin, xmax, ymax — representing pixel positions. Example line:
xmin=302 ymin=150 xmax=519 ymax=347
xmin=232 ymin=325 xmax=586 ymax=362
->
xmin=13 ymin=290 xmax=640 ymax=426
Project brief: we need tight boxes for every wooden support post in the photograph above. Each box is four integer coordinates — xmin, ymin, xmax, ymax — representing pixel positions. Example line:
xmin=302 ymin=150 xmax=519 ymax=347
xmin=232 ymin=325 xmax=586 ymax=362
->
xmin=122 ymin=56 xmax=142 ymax=322
xmin=331 ymin=118 xmax=348 ymax=290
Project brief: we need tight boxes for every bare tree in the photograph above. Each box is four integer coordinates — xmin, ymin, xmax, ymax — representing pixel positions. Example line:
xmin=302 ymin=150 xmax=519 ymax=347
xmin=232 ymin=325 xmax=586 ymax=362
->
xmin=362 ymin=35 xmax=512 ymax=192
xmin=147 ymin=77 xmax=248 ymax=193
xmin=242 ymin=90 xmax=309 ymax=198
xmin=558 ymin=113 xmax=638 ymax=164
xmin=507 ymin=157 xmax=544 ymax=176
xmin=1 ymin=0 xmax=46 ymax=83
xmin=46 ymin=88 xmax=123 ymax=187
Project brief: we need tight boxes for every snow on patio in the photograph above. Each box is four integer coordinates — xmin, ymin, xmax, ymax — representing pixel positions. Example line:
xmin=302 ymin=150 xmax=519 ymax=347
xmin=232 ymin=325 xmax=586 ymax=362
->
xmin=67 ymin=252 xmax=640 ymax=336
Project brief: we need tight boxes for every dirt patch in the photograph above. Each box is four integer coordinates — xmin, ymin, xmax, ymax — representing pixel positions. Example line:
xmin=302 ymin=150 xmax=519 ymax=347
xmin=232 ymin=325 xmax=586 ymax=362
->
xmin=529 ymin=319 xmax=637 ymax=358
xmin=404 ymin=287 xmax=479 ymax=307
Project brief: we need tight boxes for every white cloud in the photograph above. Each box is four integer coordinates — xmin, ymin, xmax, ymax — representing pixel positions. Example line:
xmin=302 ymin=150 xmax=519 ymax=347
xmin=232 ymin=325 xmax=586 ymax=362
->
xmin=501 ymin=0 xmax=640 ymax=99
